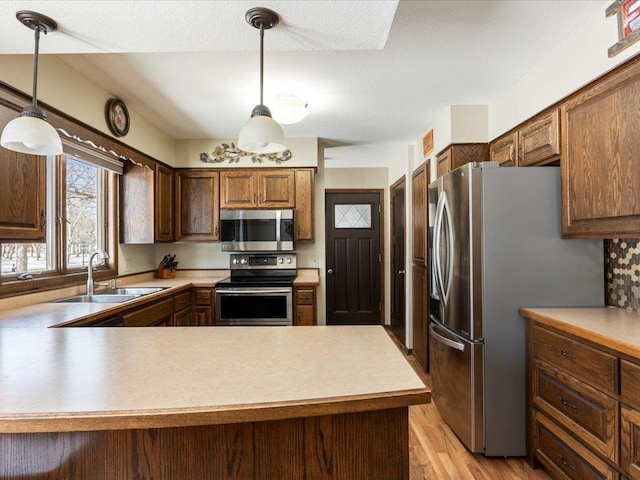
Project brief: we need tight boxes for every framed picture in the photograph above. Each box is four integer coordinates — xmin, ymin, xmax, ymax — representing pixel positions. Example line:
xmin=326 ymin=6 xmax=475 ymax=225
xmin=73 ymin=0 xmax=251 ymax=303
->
xmin=607 ymin=0 xmax=640 ymax=57
xmin=105 ymin=98 xmax=130 ymax=137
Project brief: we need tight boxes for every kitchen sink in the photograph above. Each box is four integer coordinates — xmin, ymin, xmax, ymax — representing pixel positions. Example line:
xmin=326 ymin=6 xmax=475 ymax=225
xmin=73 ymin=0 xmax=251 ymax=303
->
xmin=96 ymin=287 xmax=167 ymax=296
xmin=55 ymin=294 xmax=142 ymax=303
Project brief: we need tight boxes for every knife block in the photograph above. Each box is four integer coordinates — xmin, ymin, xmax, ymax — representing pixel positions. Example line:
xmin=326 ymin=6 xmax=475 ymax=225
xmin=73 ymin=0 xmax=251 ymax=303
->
xmin=154 ymin=262 xmax=176 ymax=279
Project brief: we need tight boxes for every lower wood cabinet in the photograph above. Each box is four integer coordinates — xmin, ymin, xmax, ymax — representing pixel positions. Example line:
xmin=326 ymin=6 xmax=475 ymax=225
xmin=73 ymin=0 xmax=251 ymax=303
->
xmin=123 ymin=297 xmax=174 ymax=327
xmin=526 ymin=319 xmax=640 ymax=480
xmin=192 ymin=287 xmax=215 ymax=326
xmin=411 ymin=265 xmax=428 ymax=371
xmin=294 ymin=286 xmax=316 ymax=326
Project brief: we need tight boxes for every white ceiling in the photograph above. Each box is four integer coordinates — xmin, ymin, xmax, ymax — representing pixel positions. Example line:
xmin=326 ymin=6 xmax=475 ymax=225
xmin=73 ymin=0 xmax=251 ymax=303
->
xmin=0 ymin=0 xmax=606 ymax=161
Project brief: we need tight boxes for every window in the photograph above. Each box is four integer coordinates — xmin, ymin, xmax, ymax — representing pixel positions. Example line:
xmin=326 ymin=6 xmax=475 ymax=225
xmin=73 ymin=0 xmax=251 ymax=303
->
xmin=1 ymin=153 xmax=117 ymax=290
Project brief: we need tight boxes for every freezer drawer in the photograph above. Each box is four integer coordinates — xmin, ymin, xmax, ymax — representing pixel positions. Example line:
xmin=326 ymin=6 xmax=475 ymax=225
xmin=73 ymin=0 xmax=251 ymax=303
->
xmin=429 ymin=319 xmax=483 ymax=453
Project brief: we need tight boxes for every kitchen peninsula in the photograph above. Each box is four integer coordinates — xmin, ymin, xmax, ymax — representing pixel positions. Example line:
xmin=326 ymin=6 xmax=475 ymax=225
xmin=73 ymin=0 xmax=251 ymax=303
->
xmin=0 ymin=323 xmax=429 ymax=479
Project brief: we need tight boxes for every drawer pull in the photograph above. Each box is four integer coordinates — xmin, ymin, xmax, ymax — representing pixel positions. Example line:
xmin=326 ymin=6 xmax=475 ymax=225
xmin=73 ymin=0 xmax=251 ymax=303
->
xmin=556 ymin=349 xmax=577 ymax=360
xmin=558 ymin=397 xmax=577 ymax=410
xmin=558 ymin=454 xmax=577 ymax=471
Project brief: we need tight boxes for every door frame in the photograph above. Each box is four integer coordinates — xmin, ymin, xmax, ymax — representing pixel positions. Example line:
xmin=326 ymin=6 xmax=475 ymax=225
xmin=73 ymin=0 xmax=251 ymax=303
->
xmin=389 ymin=176 xmax=407 ymax=346
xmin=325 ymin=189 xmax=385 ymax=325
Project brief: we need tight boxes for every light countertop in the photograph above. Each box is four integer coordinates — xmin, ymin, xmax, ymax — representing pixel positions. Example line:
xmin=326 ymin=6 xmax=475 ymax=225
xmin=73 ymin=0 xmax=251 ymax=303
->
xmin=0 ymin=325 xmax=429 ymax=433
xmin=519 ymin=307 xmax=640 ymax=358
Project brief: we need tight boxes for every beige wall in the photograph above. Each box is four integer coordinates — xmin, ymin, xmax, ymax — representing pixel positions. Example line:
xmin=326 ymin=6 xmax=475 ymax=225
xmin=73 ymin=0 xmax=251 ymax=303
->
xmin=176 ymin=138 xmax=318 ymax=168
xmin=489 ymin=5 xmax=640 ymax=139
xmin=0 ymin=55 xmax=176 ymax=165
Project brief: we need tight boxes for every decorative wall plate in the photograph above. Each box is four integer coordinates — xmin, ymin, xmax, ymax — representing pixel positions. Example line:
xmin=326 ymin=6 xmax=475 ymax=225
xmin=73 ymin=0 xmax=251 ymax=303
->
xmin=105 ymin=98 xmax=130 ymax=137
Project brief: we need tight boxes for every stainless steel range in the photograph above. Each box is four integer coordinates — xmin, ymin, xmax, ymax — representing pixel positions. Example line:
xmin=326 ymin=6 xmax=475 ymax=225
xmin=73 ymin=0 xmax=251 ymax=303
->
xmin=215 ymin=253 xmax=297 ymax=326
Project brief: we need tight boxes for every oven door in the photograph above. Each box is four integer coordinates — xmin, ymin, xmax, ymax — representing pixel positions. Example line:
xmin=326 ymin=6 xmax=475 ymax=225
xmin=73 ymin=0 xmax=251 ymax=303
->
xmin=215 ymin=286 xmax=293 ymax=326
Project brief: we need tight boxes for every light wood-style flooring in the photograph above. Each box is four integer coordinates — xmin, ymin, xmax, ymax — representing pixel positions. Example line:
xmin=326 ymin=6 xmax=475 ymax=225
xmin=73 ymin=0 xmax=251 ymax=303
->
xmin=395 ymin=334 xmax=551 ymax=480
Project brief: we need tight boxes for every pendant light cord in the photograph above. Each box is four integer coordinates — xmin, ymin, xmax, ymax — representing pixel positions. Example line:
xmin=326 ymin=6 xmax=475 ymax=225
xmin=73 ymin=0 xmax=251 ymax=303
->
xmin=259 ymin=22 xmax=264 ymax=106
xmin=31 ymin=23 xmax=43 ymax=109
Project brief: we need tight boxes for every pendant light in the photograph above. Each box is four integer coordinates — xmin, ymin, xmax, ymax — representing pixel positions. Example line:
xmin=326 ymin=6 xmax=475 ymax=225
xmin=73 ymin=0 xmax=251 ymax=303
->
xmin=1 ymin=11 xmax=62 ymax=155
xmin=237 ymin=7 xmax=287 ymax=154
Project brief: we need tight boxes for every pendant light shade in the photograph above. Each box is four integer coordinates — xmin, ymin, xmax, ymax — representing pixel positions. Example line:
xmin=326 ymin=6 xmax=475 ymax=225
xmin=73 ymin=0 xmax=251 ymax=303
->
xmin=1 ymin=11 xmax=62 ymax=156
xmin=269 ymin=94 xmax=310 ymax=125
xmin=1 ymin=109 xmax=62 ymax=155
xmin=237 ymin=8 xmax=287 ymax=154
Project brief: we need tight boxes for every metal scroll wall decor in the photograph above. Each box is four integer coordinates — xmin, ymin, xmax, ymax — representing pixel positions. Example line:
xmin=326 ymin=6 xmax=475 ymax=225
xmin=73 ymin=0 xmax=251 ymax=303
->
xmin=200 ymin=142 xmax=292 ymax=165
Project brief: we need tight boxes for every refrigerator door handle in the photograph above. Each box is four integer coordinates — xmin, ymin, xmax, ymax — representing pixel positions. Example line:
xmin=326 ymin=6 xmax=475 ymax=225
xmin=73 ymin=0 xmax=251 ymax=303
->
xmin=433 ymin=191 xmax=445 ymax=302
xmin=429 ymin=321 xmax=465 ymax=352
xmin=440 ymin=191 xmax=454 ymax=303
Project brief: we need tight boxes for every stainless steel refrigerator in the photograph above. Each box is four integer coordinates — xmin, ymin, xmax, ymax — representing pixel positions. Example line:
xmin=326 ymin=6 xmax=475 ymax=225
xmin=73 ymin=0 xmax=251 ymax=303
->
xmin=427 ymin=162 xmax=603 ymax=456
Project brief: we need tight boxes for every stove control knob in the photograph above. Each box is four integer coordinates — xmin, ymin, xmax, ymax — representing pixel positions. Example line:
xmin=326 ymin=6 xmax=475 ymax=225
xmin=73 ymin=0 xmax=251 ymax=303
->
xmin=232 ymin=258 xmax=238 ymax=265
xmin=279 ymin=258 xmax=284 ymax=264
xmin=287 ymin=258 xmax=292 ymax=264
xmin=240 ymin=258 xmax=248 ymax=265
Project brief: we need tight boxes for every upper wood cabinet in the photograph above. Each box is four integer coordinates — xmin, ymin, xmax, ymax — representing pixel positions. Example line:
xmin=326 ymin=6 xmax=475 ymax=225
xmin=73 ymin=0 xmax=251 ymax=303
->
xmin=436 ymin=143 xmax=489 ymax=177
xmin=121 ymin=160 xmax=174 ymax=243
xmin=518 ymin=109 xmax=560 ymax=167
xmin=120 ymin=161 xmax=155 ymax=244
xmin=490 ymin=131 xmax=518 ymax=167
xmin=294 ymin=169 xmax=314 ymax=242
xmin=561 ymin=57 xmax=640 ymax=238
xmin=155 ymin=163 xmax=174 ymax=242
xmin=0 ymin=150 xmax=46 ymax=242
xmin=411 ymin=163 xmax=428 ymax=266
xmin=490 ymin=110 xmax=560 ymax=168
xmin=175 ymin=170 xmax=220 ymax=241
xmin=219 ymin=169 xmax=294 ymax=209
xmin=0 ymin=105 xmax=47 ymax=242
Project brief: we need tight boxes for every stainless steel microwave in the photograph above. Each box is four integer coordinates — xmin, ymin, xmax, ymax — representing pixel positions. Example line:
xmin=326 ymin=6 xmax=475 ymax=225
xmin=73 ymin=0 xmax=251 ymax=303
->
xmin=220 ymin=210 xmax=294 ymax=252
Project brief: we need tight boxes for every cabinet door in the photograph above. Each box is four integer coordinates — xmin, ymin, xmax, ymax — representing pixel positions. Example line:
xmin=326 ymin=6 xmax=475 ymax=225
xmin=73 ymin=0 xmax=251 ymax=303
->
xmin=622 ymin=404 xmax=640 ymax=479
xmin=219 ymin=170 xmax=256 ymax=209
xmin=411 ymin=164 xmax=427 ymax=265
xmin=0 ymin=150 xmax=46 ymax=241
xmin=490 ymin=132 xmax=518 ymax=167
xmin=258 ymin=170 xmax=295 ymax=208
xmin=175 ymin=170 xmax=220 ymax=241
xmin=172 ymin=308 xmax=192 ymax=327
xmin=436 ymin=148 xmax=451 ymax=178
xmin=411 ymin=265 xmax=428 ymax=370
xmin=120 ymin=161 xmax=155 ymax=244
xmin=518 ymin=109 xmax=560 ymax=166
xmin=561 ymin=59 xmax=640 ymax=237
xmin=192 ymin=306 xmax=212 ymax=326
xmin=294 ymin=169 xmax=314 ymax=242
xmin=155 ymin=163 xmax=174 ymax=242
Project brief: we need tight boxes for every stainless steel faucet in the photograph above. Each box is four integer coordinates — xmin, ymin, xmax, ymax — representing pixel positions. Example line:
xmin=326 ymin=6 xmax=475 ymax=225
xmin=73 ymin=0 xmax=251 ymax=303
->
xmin=86 ymin=250 xmax=110 ymax=296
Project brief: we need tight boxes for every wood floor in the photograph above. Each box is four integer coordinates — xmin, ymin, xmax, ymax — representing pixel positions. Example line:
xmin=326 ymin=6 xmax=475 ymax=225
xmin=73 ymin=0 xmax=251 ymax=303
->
xmin=396 ymin=336 xmax=551 ymax=480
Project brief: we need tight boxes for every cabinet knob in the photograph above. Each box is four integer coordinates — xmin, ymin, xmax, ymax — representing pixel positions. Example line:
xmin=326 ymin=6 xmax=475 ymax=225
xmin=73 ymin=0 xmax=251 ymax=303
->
xmin=398 ymin=270 xmax=406 ymax=275
xmin=327 ymin=268 xmax=334 ymax=274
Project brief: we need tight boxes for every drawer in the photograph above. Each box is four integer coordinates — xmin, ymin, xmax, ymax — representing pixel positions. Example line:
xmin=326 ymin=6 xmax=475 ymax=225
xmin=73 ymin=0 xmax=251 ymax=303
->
xmin=533 ymin=411 xmax=618 ymax=480
xmin=173 ymin=291 xmax=193 ymax=312
xmin=533 ymin=361 xmax=618 ymax=463
xmin=622 ymin=360 xmax=640 ymax=410
xmin=531 ymin=324 xmax=618 ymax=395
xmin=295 ymin=288 xmax=314 ymax=305
xmin=123 ymin=298 xmax=174 ymax=327
xmin=194 ymin=288 xmax=213 ymax=306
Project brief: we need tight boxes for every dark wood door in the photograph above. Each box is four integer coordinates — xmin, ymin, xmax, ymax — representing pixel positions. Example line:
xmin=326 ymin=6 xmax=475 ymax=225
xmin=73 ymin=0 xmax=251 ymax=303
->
xmin=325 ymin=191 xmax=382 ymax=325
xmin=155 ymin=163 xmax=174 ymax=242
xmin=390 ymin=178 xmax=406 ymax=345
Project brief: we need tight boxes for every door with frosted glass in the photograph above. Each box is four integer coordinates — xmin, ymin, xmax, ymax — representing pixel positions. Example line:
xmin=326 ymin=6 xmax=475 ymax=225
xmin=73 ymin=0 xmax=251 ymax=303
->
xmin=325 ymin=191 xmax=382 ymax=325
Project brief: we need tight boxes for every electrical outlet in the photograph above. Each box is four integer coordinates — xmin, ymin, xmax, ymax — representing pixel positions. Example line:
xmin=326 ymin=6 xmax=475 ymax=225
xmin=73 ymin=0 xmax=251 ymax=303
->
xmin=311 ymin=257 xmax=318 ymax=266
xmin=124 ymin=258 xmax=132 ymax=273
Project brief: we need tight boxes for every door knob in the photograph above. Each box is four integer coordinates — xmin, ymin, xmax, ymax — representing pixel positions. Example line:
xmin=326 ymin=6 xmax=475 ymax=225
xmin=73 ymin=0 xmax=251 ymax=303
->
xmin=398 ymin=270 xmax=406 ymax=274
xmin=327 ymin=268 xmax=334 ymax=274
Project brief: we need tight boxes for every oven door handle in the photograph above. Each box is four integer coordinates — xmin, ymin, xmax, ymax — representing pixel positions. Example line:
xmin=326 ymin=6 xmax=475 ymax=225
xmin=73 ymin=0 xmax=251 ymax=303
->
xmin=215 ymin=288 xmax=292 ymax=295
